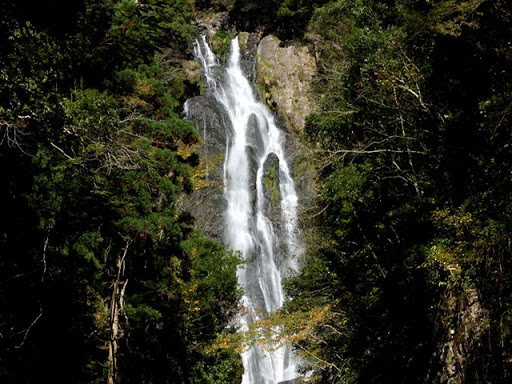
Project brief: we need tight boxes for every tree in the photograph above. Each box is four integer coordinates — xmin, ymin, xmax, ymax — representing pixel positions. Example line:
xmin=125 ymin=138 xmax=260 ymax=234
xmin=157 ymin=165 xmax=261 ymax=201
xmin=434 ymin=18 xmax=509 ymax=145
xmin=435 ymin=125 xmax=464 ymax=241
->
xmin=0 ymin=1 xmax=243 ymax=382
xmin=287 ymin=0 xmax=512 ymax=382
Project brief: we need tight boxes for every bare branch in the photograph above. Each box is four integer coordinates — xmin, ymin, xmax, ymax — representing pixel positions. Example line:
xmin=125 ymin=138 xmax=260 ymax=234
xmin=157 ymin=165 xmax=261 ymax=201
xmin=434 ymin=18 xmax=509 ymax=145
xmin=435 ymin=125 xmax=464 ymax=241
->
xmin=294 ymin=342 xmax=343 ymax=374
xmin=15 ymin=305 xmax=43 ymax=349
xmin=326 ymin=148 xmax=426 ymax=156
xmin=120 ymin=128 xmax=175 ymax=147
xmin=394 ymin=87 xmax=421 ymax=194
xmin=41 ymin=232 xmax=49 ymax=283
xmin=395 ymin=79 xmax=429 ymax=112
xmin=108 ymin=241 xmax=131 ymax=384
xmin=49 ymin=141 xmax=73 ymax=160
xmin=0 ymin=118 xmax=33 ymax=156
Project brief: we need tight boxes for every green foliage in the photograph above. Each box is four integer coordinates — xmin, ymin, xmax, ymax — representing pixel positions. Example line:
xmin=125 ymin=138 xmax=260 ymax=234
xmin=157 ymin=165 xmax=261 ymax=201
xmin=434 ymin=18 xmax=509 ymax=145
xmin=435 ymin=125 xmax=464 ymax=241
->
xmin=211 ymin=30 xmax=232 ymax=60
xmin=143 ymin=0 xmax=196 ymax=49
xmin=72 ymin=0 xmax=195 ymax=88
xmin=287 ymin=0 xmax=512 ymax=382
xmin=230 ymin=0 xmax=329 ymax=39
xmin=264 ymin=164 xmax=280 ymax=202
xmin=190 ymin=349 xmax=244 ymax=384
xmin=0 ymin=19 xmax=67 ymax=150
xmin=182 ymin=234 xmax=242 ymax=335
xmin=0 ymin=2 xmax=243 ymax=383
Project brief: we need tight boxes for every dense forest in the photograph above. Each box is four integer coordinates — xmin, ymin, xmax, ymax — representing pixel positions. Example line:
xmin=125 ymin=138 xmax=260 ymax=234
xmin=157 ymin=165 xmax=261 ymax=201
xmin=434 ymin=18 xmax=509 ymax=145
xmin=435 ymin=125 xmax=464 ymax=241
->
xmin=0 ymin=0 xmax=241 ymax=382
xmin=2 ymin=0 xmax=512 ymax=383
xmin=282 ymin=0 xmax=512 ymax=383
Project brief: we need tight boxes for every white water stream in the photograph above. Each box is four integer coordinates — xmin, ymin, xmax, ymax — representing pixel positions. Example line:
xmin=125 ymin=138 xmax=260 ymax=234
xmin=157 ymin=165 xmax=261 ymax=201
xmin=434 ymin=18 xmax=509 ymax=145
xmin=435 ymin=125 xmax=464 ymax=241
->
xmin=193 ymin=35 xmax=302 ymax=384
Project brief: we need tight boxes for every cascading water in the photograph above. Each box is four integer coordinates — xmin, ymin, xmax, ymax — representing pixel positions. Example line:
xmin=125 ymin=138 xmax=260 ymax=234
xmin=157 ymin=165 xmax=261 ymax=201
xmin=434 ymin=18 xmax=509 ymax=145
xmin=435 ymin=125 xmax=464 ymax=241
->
xmin=192 ymin=35 xmax=302 ymax=384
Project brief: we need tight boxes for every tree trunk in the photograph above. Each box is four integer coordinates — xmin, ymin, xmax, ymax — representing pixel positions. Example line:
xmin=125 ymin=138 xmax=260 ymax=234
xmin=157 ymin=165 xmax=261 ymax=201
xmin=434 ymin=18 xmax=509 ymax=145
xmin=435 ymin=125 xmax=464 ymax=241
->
xmin=107 ymin=242 xmax=129 ymax=384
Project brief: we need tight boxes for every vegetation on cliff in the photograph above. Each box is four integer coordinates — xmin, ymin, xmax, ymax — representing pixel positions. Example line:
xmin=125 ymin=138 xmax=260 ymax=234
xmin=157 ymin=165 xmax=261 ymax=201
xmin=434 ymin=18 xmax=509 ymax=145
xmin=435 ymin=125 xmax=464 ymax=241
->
xmin=278 ymin=0 xmax=512 ymax=382
xmin=0 ymin=1 xmax=241 ymax=382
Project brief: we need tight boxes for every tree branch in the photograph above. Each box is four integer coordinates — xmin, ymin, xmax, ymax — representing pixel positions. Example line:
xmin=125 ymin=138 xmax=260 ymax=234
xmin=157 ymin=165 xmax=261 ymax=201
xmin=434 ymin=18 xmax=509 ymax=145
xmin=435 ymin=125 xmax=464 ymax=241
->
xmin=49 ymin=141 xmax=73 ymax=160
xmin=15 ymin=305 xmax=43 ymax=349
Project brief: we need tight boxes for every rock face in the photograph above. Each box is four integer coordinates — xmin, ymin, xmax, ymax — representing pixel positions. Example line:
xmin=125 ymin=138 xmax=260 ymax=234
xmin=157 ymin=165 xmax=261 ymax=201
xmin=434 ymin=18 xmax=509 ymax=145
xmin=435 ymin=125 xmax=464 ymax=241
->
xmin=195 ymin=10 xmax=230 ymax=39
xmin=257 ymin=35 xmax=317 ymax=133
xmin=426 ymin=284 xmax=490 ymax=384
xmin=183 ymin=32 xmax=317 ymax=257
xmin=255 ymin=35 xmax=318 ymax=235
xmin=181 ymin=96 xmax=227 ymax=241
xmin=262 ymin=153 xmax=281 ymax=223
xmin=181 ymin=60 xmax=201 ymax=85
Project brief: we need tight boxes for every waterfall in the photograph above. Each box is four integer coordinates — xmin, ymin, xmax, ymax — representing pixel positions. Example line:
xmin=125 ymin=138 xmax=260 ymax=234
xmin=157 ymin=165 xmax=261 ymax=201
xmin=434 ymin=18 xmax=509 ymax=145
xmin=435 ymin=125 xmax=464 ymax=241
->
xmin=193 ymin=35 xmax=302 ymax=384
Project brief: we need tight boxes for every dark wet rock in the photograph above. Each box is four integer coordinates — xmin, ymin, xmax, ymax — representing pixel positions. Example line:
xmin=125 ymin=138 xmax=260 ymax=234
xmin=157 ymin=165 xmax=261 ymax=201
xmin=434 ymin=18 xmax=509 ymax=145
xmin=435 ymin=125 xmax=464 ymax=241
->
xmin=245 ymin=146 xmax=259 ymax=213
xmin=262 ymin=153 xmax=281 ymax=224
xmin=186 ymin=96 xmax=227 ymax=156
xmin=181 ymin=95 xmax=227 ymax=241
xmin=239 ymin=32 xmax=261 ymax=83
xmin=246 ymin=113 xmax=265 ymax=157
xmin=278 ymin=380 xmax=299 ymax=384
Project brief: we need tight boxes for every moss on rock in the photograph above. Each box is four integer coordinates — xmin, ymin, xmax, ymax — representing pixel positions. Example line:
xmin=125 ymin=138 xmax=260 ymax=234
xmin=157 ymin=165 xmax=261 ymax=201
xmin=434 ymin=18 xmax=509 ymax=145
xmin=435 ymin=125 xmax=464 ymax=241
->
xmin=211 ymin=30 xmax=232 ymax=61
